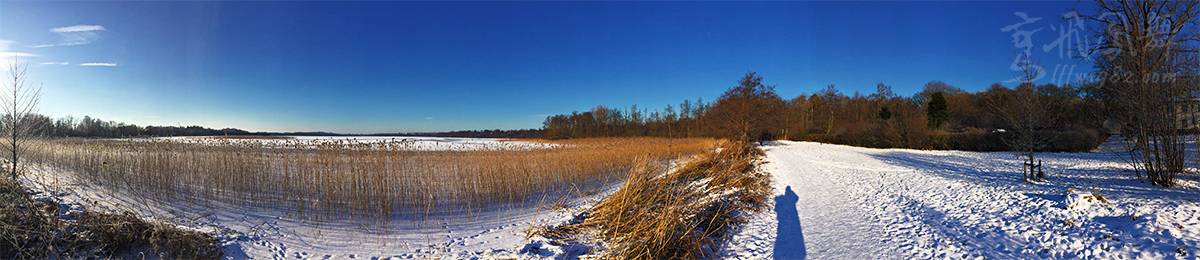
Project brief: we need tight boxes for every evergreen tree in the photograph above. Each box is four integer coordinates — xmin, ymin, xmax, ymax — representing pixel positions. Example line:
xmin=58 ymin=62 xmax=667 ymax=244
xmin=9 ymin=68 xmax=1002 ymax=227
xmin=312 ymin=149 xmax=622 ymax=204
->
xmin=878 ymin=106 xmax=892 ymax=120
xmin=926 ymin=92 xmax=949 ymax=128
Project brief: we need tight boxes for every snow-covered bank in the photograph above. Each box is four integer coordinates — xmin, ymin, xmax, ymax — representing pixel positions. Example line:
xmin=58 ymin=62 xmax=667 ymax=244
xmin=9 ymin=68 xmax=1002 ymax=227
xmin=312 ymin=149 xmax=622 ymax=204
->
xmin=725 ymin=140 xmax=1200 ymax=259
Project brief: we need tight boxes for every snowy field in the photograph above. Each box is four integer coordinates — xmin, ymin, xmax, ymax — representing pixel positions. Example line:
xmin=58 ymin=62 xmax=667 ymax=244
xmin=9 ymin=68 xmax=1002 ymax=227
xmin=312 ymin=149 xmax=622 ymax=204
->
xmin=724 ymin=140 xmax=1200 ymax=259
xmin=19 ymin=137 xmax=1200 ymax=259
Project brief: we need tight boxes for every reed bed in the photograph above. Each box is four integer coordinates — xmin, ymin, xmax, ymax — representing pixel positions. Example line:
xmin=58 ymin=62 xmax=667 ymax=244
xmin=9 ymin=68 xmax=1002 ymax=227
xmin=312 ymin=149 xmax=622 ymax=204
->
xmin=24 ymin=137 xmax=716 ymax=233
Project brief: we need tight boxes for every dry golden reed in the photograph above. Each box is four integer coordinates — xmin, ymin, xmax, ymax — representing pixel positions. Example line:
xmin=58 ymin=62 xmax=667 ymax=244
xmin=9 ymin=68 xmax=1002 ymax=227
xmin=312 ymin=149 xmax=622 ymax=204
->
xmin=24 ymin=137 xmax=716 ymax=233
xmin=542 ymin=141 xmax=773 ymax=259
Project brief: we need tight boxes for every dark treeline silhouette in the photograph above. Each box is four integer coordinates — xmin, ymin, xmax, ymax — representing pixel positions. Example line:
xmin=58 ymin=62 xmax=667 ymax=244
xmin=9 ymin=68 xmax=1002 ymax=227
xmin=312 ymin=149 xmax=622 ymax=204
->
xmin=543 ymin=72 xmax=1107 ymax=152
xmin=41 ymin=115 xmax=298 ymax=137
xmin=24 ymin=114 xmax=541 ymax=139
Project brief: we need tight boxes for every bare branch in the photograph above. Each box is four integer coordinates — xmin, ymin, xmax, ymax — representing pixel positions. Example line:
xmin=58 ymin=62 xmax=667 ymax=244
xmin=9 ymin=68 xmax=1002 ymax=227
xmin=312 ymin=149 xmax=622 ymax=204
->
xmin=2 ymin=57 xmax=44 ymax=180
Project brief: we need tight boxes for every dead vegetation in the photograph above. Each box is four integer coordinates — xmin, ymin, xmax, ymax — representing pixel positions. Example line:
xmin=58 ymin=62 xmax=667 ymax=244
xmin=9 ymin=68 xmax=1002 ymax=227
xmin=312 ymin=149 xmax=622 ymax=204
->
xmin=536 ymin=140 xmax=773 ymax=259
xmin=24 ymin=137 xmax=716 ymax=235
xmin=0 ymin=179 xmax=221 ymax=259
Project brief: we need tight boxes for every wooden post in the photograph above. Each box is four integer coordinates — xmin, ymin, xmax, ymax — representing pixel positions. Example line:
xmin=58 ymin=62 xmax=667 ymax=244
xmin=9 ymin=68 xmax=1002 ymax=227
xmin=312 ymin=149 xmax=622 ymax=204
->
xmin=1022 ymin=162 xmax=1029 ymax=181
xmin=1037 ymin=160 xmax=1043 ymax=180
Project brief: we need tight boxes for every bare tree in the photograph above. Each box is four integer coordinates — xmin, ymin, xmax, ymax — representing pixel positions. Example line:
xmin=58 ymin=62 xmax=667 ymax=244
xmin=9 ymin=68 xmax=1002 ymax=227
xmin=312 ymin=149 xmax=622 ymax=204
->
xmin=816 ymin=85 xmax=841 ymax=135
xmin=709 ymin=72 xmax=784 ymax=143
xmin=985 ymin=52 xmax=1065 ymax=181
xmin=2 ymin=60 xmax=44 ymax=180
xmin=1078 ymin=0 xmax=1200 ymax=187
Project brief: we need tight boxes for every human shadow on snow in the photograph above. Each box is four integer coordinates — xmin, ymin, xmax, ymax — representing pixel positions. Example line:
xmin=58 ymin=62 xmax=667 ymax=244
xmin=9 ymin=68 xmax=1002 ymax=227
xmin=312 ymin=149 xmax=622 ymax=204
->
xmin=774 ymin=186 xmax=807 ymax=259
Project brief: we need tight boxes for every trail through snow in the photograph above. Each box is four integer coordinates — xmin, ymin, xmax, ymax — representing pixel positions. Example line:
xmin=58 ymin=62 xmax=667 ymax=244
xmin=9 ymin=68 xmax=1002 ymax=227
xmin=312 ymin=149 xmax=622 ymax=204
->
xmin=769 ymin=145 xmax=895 ymax=258
xmin=723 ymin=140 xmax=1200 ymax=259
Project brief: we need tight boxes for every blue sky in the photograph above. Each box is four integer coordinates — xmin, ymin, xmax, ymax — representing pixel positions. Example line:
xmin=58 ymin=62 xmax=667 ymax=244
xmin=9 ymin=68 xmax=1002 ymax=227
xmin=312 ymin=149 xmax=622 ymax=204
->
xmin=0 ymin=1 xmax=1092 ymax=133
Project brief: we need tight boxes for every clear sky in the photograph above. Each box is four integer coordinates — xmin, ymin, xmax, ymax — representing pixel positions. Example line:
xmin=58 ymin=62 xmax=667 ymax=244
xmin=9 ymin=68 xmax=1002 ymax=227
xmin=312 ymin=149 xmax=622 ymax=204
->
xmin=0 ymin=1 xmax=1093 ymax=134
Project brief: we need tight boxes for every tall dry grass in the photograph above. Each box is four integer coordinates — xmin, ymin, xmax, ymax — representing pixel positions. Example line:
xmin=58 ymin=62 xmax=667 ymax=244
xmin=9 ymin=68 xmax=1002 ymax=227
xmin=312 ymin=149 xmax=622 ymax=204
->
xmin=536 ymin=141 xmax=773 ymax=259
xmin=24 ymin=137 xmax=716 ymax=233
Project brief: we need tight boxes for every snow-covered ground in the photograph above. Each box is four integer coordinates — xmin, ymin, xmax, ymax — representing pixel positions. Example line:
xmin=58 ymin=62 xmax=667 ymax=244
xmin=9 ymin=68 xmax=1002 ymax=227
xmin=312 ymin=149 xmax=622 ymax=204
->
xmin=724 ymin=140 xmax=1200 ymax=259
xmin=20 ymin=137 xmax=1200 ymax=259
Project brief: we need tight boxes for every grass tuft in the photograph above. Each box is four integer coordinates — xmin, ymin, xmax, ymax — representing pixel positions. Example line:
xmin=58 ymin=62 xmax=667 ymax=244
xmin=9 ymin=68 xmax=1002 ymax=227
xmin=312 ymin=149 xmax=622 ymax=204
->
xmin=1090 ymin=190 xmax=1109 ymax=204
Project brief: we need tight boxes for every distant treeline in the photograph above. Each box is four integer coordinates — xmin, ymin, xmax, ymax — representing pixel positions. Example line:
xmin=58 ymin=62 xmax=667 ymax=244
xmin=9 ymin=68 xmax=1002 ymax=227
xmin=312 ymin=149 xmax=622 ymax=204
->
xmin=20 ymin=114 xmax=541 ymax=139
xmin=21 ymin=115 xmax=248 ymax=138
xmin=377 ymin=129 xmax=543 ymax=139
xmin=542 ymin=72 xmax=1108 ymax=152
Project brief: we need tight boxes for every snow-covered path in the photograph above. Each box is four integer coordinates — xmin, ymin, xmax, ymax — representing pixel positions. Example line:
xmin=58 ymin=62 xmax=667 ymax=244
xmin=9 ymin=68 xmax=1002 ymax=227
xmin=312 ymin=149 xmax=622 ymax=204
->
xmin=768 ymin=143 xmax=896 ymax=258
xmin=723 ymin=140 xmax=1200 ymax=259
